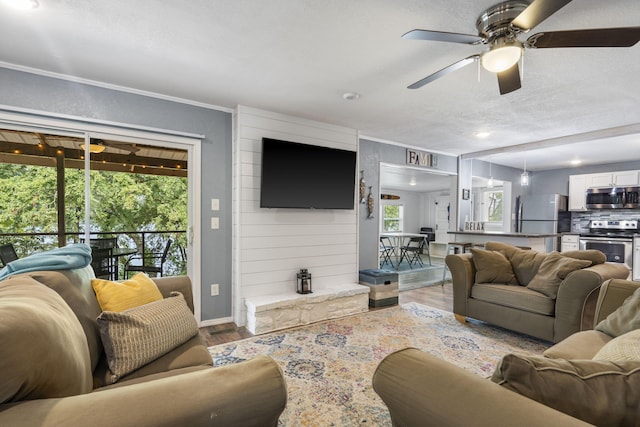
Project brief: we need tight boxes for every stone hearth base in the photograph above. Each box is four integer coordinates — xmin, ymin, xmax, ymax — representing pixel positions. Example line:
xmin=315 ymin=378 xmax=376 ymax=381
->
xmin=245 ymin=283 xmax=369 ymax=334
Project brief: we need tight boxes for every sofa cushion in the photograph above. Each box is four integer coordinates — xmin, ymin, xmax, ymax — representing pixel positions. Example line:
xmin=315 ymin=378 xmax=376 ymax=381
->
xmin=20 ymin=266 xmax=103 ymax=371
xmin=93 ymin=335 xmax=213 ymax=387
xmin=470 ymin=248 xmax=519 ymax=285
xmin=595 ymin=286 xmax=640 ymax=338
xmin=92 ymin=272 xmax=163 ymax=312
xmin=593 ymin=329 xmax=640 ymax=362
xmin=0 ymin=276 xmax=92 ymax=403
xmin=97 ymin=292 xmax=199 ymax=382
xmin=526 ymin=252 xmax=592 ymax=299
xmin=471 ymin=283 xmax=555 ymax=315
xmin=561 ymin=249 xmax=606 ymax=265
xmin=492 ymin=353 xmax=640 ymax=426
xmin=543 ymin=330 xmax=613 ymax=360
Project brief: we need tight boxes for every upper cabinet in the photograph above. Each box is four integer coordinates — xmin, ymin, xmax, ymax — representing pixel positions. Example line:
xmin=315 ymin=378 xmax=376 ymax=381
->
xmin=569 ymin=170 xmax=640 ymax=211
xmin=587 ymin=171 xmax=639 ymax=188
xmin=569 ymin=175 xmax=588 ymax=211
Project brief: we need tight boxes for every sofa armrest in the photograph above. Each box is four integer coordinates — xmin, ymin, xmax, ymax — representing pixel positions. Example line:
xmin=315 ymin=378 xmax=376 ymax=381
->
xmin=554 ymin=263 xmax=629 ymax=342
xmin=445 ymin=253 xmax=475 ymax=317
xmin=594 ymin=278 xmax=640 ymax=325
xmin=152 ymin=275 xmax=195 ymax=313
xmin=372 ymin=348 xmax=591 ymax=427
xmin=0 ymin=356 xmax=287 ymax=427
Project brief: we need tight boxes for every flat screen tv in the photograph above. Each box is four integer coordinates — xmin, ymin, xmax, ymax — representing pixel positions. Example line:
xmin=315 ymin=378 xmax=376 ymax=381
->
xmin=260 ymin=138 xmax=357 ymax=209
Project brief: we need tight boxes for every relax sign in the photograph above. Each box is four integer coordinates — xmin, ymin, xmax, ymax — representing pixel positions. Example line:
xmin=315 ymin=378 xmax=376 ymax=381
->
xmin=406 ymin=149 xmax=438 ymax=168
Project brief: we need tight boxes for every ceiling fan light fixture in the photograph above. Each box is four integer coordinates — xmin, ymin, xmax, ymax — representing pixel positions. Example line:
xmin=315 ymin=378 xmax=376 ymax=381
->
xmin=481 ymin=40 xmax=522 ymax=73
xmin=80 ymin=142 xmax=106 ymax=153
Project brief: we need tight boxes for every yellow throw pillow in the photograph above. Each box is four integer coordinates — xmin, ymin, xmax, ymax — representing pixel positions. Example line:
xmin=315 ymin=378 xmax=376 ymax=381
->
xmin=92 ymin=273 xmax=163 ymax=312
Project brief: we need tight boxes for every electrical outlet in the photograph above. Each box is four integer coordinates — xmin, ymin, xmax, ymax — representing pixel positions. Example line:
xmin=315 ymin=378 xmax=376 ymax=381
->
xmin=211 ymin=217 xmax=219 ymax=229
xmin=211 ymin=198 xmax=219 ymax=211
xmin=210 ymin=284 xmax=219 ymax=296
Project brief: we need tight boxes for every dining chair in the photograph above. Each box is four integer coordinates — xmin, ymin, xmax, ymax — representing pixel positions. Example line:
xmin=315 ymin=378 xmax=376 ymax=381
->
xmin=0 ymin=243 xmax=19 ymax=266
xmin=124 ymin=239 xmax=172 ymax=279
xmin=399 ymin=237 xmax=430 ymax=269
xmin=90 ymin=247 xmax=115 ymax=280
xmin=379 ymin=236 xmax=396 ymax=269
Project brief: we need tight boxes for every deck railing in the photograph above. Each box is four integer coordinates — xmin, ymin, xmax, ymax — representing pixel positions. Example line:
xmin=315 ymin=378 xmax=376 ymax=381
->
xmin=0 ymin=230 xmax=187 ymax=277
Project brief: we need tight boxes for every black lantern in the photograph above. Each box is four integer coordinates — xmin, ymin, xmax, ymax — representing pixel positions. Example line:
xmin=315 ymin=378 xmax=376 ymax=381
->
xmin=296 ymin=268 xmax=312 ymax=294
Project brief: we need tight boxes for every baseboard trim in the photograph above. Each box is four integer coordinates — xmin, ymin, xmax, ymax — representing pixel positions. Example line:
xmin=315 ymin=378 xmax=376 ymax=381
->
xmin=199 ymin=316 xmax=234 ymax=328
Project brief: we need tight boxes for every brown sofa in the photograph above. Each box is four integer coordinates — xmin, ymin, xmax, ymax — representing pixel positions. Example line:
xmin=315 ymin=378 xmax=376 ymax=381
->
xmin=446 ymin=242 xmax=629 ymax=343
xmin=373 ymin=278 xmax=640 ymax=426
xmin=0 ymin=266 xmax=287 ymax=427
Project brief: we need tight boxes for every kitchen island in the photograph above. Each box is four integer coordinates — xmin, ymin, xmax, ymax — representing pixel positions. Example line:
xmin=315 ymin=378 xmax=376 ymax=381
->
xmin=447 ymin=231 xmax=560 ymax=252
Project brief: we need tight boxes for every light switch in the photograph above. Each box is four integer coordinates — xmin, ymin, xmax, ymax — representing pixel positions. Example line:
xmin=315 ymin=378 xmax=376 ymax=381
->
xmin=211 ymin=217 xmax=219 ymax=229
xmin=211 ymin=198 xmax=220 ymax=211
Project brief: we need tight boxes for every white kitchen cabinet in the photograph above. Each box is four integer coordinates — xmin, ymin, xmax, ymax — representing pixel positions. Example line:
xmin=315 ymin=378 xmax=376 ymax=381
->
xmin=568 ymin=174 xmax=588 ymax=211
xmin=561 ymin=234 xmax=579 ymax=252
xmin=613 ymin=171 xmax=639 ymax=186
xmin=587 ymin=171 xmax=639 ymax=188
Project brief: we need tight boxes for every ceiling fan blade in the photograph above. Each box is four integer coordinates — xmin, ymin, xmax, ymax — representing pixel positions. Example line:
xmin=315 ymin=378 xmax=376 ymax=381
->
xmin=511 ymin=0 xmax=572 ymax=31
xmin=526 ymin=27 xmax=640 ymax=48
xmin=408 ymin=55 xmax=480 ymax=89
xmin=402 ymin=29 xmax=484 ymax=45
xmin=497 ymin=63 xmax=521 ymax=95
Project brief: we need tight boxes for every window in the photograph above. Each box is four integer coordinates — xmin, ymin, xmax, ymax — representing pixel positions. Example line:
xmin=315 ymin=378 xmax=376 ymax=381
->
xmin=482 ymin=189 xmax=503 ymax=223
xmin=382 ymin=204 xmax=404 ymax=232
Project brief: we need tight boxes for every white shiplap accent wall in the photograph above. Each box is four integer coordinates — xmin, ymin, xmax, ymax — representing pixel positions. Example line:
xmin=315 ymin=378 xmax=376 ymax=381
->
xmin=233 ymin=106 xmax=359 ymax=326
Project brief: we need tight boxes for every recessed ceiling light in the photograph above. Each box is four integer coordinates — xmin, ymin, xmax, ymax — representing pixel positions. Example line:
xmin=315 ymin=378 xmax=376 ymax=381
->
xmin=342 ymin=92 xmax=361 ymax=101
xmin=4 ymin=0 xmax=38 ymax=10
xmin=475 ymin=131 xmax=491 ymax=139
xmin=409 ymin=177 xmax=417 ymax=186
xmin=570 ymin=159 xmax=582 ymax=166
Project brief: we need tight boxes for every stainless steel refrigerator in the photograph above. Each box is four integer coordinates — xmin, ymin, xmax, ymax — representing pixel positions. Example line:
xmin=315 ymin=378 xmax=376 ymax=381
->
xmin=515 ymin=194 xmax=570 ymax=249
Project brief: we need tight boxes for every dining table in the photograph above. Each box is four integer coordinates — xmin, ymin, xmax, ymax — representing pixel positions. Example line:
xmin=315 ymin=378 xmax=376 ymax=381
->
xmin=380 ymin=232 xmax=429 ymax=270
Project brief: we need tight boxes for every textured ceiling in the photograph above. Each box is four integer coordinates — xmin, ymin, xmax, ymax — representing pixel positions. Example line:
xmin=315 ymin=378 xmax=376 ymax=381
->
xmin=0 ymin=0 xmax=638 ymax=170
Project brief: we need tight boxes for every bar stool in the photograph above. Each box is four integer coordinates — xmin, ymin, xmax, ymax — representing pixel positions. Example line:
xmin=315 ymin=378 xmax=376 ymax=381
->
xmin=441 ymin=242 xmax=472 ymax=286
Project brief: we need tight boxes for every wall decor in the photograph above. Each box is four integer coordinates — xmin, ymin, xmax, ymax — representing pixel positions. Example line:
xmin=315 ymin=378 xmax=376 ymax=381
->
xmin=367 ymin=186 xmax=375 ymax=219
xmin=462 ymin=188 xmax=470 ymax=200
xmin=359 ymin=170 xmax=366 ymax=204
xmin=380 ymin=194 xmax=400 ymax=200
xmin=406 ymin=148 xmax=438 ymax=168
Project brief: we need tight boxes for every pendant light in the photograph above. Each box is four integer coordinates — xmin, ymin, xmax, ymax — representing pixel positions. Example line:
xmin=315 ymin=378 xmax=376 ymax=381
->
xmin=487 ymin=162 xmax=494 ymax=188
xmin=520 ymin=158 xmax=530 ymax=186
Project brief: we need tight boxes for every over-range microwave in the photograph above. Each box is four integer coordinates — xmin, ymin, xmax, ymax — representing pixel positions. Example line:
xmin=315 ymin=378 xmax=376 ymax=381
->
xmin=586 ymin=186 xmax=640 ymax=209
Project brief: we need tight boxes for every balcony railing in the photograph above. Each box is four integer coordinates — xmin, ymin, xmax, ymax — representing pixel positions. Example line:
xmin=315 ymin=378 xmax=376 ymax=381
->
xmin=0 ymin=230 xmax=187 ymax=278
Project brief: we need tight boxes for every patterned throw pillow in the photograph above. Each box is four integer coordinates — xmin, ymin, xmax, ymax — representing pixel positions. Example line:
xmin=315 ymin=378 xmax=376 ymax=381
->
xmin=593 ymin=329 xmax=640 ymax=362
xmin=92 ymin=273 xmax=163 ymax=312
xmin=97 ymin=292 xmax=199 ymax=382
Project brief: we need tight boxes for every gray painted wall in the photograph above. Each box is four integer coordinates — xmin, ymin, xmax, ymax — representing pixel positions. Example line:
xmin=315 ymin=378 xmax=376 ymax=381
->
xmin=0 ymin=68 xmax=232 ymax=320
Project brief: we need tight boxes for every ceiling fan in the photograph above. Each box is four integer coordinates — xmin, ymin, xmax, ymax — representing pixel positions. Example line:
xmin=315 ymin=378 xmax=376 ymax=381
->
xmin=403 ymin=0 xmax=640 ymax=95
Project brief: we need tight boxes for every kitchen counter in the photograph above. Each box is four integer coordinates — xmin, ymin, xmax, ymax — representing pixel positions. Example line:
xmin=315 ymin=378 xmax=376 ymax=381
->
xmin=449 ymin=231 xmax=559 ymax=238
xmin=447 ymin=231 xmax=559 ymax=252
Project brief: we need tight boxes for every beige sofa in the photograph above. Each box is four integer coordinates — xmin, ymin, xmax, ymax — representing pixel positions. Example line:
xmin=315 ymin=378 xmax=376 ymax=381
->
xmin=373 ymin=278 xmax=640 ymax=426
xmin=0 ymin=266 xmax=287 ymax=427
xmin=446 ymin=242 xmax=629 ymax=343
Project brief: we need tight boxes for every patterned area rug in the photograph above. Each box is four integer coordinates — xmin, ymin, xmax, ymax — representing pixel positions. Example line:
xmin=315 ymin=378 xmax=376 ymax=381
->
xmin=208 ymin=302 xmax=550 ymax=426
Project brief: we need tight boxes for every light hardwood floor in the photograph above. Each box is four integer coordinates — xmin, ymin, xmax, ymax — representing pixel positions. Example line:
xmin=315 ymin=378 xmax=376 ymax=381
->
xmin=199 ymin=283 xmax=454 ymax=347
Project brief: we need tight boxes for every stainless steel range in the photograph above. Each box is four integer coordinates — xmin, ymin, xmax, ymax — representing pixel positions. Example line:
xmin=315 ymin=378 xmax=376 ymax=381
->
xmin=579 ymin=220 xmax=637 ymax=278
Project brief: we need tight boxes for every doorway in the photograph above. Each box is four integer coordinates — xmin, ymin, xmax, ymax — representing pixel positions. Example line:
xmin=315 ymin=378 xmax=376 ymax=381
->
xmin=0 ymin=111 xmax=203 ymax=321
xmin=379 ymin=163 xmax=456 ymax=254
